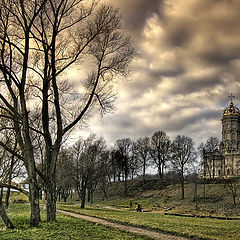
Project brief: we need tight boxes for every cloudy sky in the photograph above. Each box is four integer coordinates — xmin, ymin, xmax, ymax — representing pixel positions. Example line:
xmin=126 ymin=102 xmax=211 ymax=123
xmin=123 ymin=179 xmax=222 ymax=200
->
xmin=75 ymin=0 xmax=240 ymax=148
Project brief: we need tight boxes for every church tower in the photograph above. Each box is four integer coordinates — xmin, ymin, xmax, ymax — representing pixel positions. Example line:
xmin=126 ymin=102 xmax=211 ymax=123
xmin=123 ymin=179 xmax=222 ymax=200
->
xmin=221 ymin=94 xmax=240 ymax=176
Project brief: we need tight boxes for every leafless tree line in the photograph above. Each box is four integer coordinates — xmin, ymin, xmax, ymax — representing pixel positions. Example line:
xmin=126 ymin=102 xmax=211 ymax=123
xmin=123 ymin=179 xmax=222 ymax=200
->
xmin=0 ymin=0 xmax=135 ymax=228
xmin=56 ymin=134 xmax=240 ymax=207
xmin=54 ymin=130 xmax=197 ymax=206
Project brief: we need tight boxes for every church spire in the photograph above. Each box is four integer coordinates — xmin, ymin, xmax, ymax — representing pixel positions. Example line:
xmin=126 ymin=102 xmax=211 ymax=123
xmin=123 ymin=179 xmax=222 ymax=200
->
xmin=223 ymin=94 xmax=239 ymax=116
xmin=229 ymin=93 xmax=235 ymax=103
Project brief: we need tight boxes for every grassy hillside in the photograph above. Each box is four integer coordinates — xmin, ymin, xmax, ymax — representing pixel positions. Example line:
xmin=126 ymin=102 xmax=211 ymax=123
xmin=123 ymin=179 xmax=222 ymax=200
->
xmin=94 ymin=178 xmax=240 ymax=217
xmin=5 ymin=178 xmax=240 ymax=217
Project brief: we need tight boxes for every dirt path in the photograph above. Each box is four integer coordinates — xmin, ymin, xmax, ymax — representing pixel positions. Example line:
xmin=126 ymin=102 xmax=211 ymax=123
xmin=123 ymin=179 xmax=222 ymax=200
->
xmin=57 ymin=209 xmax=189 ymax=240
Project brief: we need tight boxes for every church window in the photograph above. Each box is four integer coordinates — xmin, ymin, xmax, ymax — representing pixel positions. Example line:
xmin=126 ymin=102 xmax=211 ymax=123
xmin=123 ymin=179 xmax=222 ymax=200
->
xmin=227 ymin=168 xmax=230 ymax=175
xmin=218 ymin=170 xmax=221 ymax=176
xmin=232 ymin=133 xmax=235 ymax=140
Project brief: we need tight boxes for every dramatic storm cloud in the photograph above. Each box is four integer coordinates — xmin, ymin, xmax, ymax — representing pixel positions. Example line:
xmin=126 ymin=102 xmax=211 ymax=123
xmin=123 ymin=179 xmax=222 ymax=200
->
xmin=77 ymin=0 xmax=240 ymax=149
xmin=113 ymin=0 xmax=164 ymax=35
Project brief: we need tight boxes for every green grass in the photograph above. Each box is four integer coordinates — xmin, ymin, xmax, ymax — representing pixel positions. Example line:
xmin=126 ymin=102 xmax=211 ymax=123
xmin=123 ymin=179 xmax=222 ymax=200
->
xmin=58 ymin=203 xmax=240 ymax=240
xmin=0 ymin=204 xmax=149 ymax=240
xmin=6 ymin=192 xmax=29 ymax=203
xmin=92 ymin=181 xmax=240 ymax=217
xmin=4 ymin=181 xmax=239 ymax=239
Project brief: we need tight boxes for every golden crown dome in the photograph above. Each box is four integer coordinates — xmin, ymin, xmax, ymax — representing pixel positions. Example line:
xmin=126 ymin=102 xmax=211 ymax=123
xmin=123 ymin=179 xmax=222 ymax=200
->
xmin=223 ymin=101 xmax=240 ymax=116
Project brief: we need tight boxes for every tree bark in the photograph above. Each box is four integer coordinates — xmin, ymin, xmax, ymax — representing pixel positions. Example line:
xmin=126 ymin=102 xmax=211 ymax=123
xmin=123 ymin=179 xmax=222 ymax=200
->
xmin=233 ymin=194 xmax=236 ymax=205
xmin=180 ymin=165 xmax=185 ymax=200
xmin=143 ymin=159 xmax=146 ymax=184
xmin=5 ymin=157 xmax=15 ymax=209
xmin=27 ymin=159 xmax=41 ymax=228
xmin=113 ymin=173 xmax=116 ymax=183
xmin=181 ymin=179 xmax=185 ymax=200
xmin=0 ymin=188 xmax=14 ymax=229
xmin=80 ymin=187 xmax=87 ymax=208
xmin=158 ymin=165 xmax=163 ymax=179
xmin=5 ymin=188 xmax=10 ymax=209
xmin=90 ymin=191 xmax=94 ymax=204
xmin=87 ymin=188 xmax=91 ymax=203
xmin=193 ymin=181 xmax=197 ymax=201
xmin=203 ymin=179 xmax=206 ymax=199
xmin=102 ymin=187 xmax=108 ymax=200
xmin=28 ymin=180 xmax=41 ymax=227
xmin=87 ymin=188 xmax=94 ymax=204
xmin=58 ymin=191 xmax=61 ymax=202
xmin=124 ymin=176 xmax=128 ymax=197
xmin=45 ymin=179 xmax=57 ymax=222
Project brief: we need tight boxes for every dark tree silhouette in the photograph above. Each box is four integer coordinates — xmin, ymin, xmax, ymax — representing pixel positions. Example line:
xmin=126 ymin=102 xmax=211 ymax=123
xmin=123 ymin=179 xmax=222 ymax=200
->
xmin=172 ymin=135 xmax=196 ymax=200
xmin=133 ymin=137 xmax=151 ymax=184
xmin=72 ymin=135 xmax=106 ymax=208
xmin=0 ymin=0 xmax=134 ymax=225
xmin=115 ymin=138 xmax=133 ymax=196
xmin=149 ymin=131 xmax=171 ymax=179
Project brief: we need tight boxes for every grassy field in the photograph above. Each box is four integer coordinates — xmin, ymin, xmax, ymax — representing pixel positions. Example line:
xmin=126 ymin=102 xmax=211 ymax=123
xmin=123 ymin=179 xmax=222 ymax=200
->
xmin=3 ymin=180 xmax=240 ymax=239
xmin=58 ymin=203 xmax=240 ymax=240
xmin=92 ymin=180 xmax=240 ymax=217
xmin=0 ymin=204 xmax=149 ymax=240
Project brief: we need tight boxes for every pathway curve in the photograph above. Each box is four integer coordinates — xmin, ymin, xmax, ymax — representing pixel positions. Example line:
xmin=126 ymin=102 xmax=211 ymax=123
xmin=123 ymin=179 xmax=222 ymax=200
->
xmin=57 ymin=209 xmax=189 ymax=240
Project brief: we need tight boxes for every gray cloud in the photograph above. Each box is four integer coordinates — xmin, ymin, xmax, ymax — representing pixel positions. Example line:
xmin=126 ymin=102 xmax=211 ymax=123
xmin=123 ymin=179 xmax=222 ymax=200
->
xmin=161 ymin=0 xmax=240 ymax=67
xmin=116 ymin=0 xmax=164 ymax=34
xmin=80 ymin=0 xmax=240 ymax=150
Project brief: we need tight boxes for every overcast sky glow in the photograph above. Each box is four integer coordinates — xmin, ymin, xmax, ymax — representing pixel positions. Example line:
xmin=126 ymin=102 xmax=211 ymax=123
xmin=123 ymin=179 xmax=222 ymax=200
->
xmin=70 ymin=0 xmax=240 ymax=148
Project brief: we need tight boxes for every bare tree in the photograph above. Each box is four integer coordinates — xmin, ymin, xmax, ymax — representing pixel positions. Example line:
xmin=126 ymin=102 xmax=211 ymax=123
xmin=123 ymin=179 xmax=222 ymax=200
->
xmin=110 ymin=148 xmax=123 ymax=182
xmin=0 ymin=146 xmax=14 ymax=229
xmin=86 ymin=138 xmax=107 ymax=204
xmin=202 ymin=137 xmax=220 ymax=179
xmin=114 ymin=138 xmax=132 ymax=196
xmin=0 ymin=115 xmax=27 ymax=228
xmin=0 ymin=0 xmax=134 ymax=225
xmin=56 ymin=147 xmax=74 ymax=202
xmin=0 ymin=133 xmax=26 ymax=229
xmin=149 ymin=131 xmax=171 ymax=179
xmin=72 ymin=135 xmax=106 ymax=208
xmin=133 ymin=137 xmax=151 ymax=184
xmin=98 ymin=150 xmax=111 ymax=200
xmin=172 ymin=135 xmax=196 ymax=200
xmin=224 ymin=179 xmax=239 ymax=206
xmin=0 ymin=188 xmax=14 ymax=229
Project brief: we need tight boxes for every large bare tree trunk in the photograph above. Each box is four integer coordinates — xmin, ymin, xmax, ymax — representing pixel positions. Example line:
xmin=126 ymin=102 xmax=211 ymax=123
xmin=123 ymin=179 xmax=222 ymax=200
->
xmin=143 ymin=160 xmax=146 ymax=184
xmin=5 ymin=188 xmax=10 ymax=209
xmin=25 ymin=146 xmax=41 ymax=227
xmin=0 ymin=188 xmax=14 ymax=229
xmin=5 ymin=156 xmax=15 ymax=209
xmin=90 ymin=190 xmax=94 ymax=204
xmin=28 ymin=178 xmax=41 ymax=227
xmin=46 ymin=177 xmax=57 ymax=222
xmin=80 ymin=187 xmax=87 ymax=209
xmin=181 ymin=179 xmax=185 ymax=200
xmin=87 ymin=189 xmax=91 ymax=203
xmin=124 ymin=175 xmax=128 ymax=197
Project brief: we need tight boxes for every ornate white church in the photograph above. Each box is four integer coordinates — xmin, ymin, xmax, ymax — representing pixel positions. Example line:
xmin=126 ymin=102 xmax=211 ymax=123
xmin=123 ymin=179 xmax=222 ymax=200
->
xmin=203 ymin=95 xmax=240 ymax=178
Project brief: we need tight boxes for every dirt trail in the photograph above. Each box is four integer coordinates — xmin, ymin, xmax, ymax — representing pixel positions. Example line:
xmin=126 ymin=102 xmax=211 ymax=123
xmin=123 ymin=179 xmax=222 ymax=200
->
xmin=57 ymin=209 xmax=189 ymax=240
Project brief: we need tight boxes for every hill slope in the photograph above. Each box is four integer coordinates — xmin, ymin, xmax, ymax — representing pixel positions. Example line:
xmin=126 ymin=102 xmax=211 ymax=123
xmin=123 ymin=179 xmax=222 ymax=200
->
xmin=95 ymin=178 xmax=240 ymax=217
